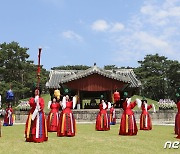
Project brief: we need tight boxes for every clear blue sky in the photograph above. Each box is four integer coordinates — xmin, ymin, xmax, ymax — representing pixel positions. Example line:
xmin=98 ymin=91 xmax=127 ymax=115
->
xmin=1 ymin=0 xmax=180 ymax=70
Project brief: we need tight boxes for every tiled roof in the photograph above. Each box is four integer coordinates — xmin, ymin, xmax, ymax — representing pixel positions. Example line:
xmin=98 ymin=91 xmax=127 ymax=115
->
xmin=108 ymin=69 xmax=142 ymax=88
xmin=46 ymin=66 xmax=141 ymax=88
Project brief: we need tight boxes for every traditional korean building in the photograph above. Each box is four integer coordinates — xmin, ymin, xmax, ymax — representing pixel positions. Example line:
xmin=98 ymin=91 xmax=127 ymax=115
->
xmin=46 ymin=65 xmax=141 ymax=109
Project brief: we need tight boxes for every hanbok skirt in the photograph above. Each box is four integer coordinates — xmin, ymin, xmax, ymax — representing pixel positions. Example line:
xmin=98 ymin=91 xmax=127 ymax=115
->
xmin=47 ymin=112 xmax=59 ymax=132
xmin=25 ymin=112 xmax=48 ymax=143
xmin=57 ymin=111 xmax=76 ymax=137
xmin=119 ymin=113 xmax=138 ymax=135
xmin=96 ymin=112 xmax=110 ymax=131
xmin=175 ymin=112 xmax=180 ymax=138
xmin=140 ymin=113 xmax=152 ymax=130
xmin=109 ymin=113 xmax=116 ymax=125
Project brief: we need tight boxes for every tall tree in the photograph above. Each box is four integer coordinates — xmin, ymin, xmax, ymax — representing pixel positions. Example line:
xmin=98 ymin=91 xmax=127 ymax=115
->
xmin=51 ymin=65 xmax=90 ymax=70
xmin=166 ymin=60 xmax=180 ymax=100
xmin=104 ymin=65 xmax=118 ymax=70
xmin=104 ymin=65 xmax=134 ymax=70
xmin=0 ymin=42 xmax=48 ymax=105
xmin=135 ymin=53 xmax=180 ymax=101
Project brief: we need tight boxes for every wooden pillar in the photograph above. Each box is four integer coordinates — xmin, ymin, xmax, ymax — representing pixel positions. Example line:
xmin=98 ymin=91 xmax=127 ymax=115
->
xmin=111 ymin=90 xmax=114 ymax=103
xmin=77 ymin=90 xmax=81 ymax=109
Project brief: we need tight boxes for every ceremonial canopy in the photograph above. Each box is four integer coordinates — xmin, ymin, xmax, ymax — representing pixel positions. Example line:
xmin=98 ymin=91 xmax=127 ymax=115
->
xmin=46 ymin=65 xmax=141 ymax=109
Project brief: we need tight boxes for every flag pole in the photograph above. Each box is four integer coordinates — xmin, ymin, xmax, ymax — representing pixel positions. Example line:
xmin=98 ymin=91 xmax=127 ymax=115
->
xmin=37 ymin=47 xmax=42 ymax=89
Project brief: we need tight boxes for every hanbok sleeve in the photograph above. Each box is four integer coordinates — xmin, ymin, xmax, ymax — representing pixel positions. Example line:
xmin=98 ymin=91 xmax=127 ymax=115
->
xmin=152 ymin=104 xmax=156 ymax=112
xmin=48 ymin=101 xmax=52 ymax=109
xmin=72 ymin=96 xmax=77 ymax=109
xmin=31 ymin=96 xmax=44 ymax=121
xmin=108 ymin=102 xmax=111 ymax=109
xmin=61 ymin=96 xmax=66 ymax=110
xmin=102 ymin=101 xmax=107 ymax=109
xmin=39 ymin=98 xmax=44 ymax=110
xmin=136 ymin=98 xmax=142 ymax=108
xmin=130 ymin=101 xmax=137 ymax=109
xmin=29 ymin=98 xmax=35 ymax=108
xmin=147 ymin=105 xmax=152 ymax=110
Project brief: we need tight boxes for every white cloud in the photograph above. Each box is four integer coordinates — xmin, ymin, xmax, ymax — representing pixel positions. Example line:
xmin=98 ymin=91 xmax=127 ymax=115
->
xmin=62 ymin=30 xmax=83 ymax=42
xmin=110 ymin=23 xmax=124 ymax=32
xmin=134 ymin=31 xmax=170 ymax=50
xmin=112 ymin=48 xmax=145 ymax=68
xmin=168 ymin=6 xmax=180 ymax=16
xmin=140 ymin=0 xmax=180 ymax=26
xmin=110 ymin=0 xmax=180 ymax=65
xmin=91 ymin=20 xmax=109 ymax=32
xmin=112 ymin=29 xmax=176 ymax=64
xmin=88 ymin=0 xmax=180 ymax=66
xmin=140 ymin=4 xmax=155 ymax=15
xmin=91 ymin=20 xmax=124 ymax=32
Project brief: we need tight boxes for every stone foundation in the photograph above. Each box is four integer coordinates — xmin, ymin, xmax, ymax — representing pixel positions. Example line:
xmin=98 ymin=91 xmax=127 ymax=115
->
xmin=14 ymin=109 xmax=177 ymax=125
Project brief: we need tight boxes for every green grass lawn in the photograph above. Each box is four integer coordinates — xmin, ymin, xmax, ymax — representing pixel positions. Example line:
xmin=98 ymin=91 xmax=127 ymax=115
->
xmin=41 ymin=94 xmax=51 ymax=113
xmin=0 ymin=124 xmax=179 ymax=154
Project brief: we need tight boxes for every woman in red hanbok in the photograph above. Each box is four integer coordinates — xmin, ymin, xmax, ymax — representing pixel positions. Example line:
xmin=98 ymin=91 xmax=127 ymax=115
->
xmin=96 ymin=100 xmax=111 ymax=131
xmin=57 ymin=95 xmax=76 ymax=137
xmin=47 ymin=97 xmax=60 ymax=132
xmin=25 ymin=89 xmax=48 ymax=142
xmin=109 ymin=104 xmax=116 ymax=125
xmin=175 ymin=98 xmax=180 ymax=138
xmin=140 ymin=100 xmax=155 ymax=130
xmin=3 ymin=104 xmax=13 ymax=126
xmin=119 ymin=98 xmax=141 ymax=136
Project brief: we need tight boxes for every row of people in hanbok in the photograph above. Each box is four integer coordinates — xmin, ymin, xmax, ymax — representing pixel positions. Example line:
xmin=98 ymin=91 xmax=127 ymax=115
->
xmin=24 ymin=89 xmax=77 ymax=143
xmin=96 ymin=97 xmax=156 ymax=136
xmin=21 ymin=87 xmax=180 ymax=141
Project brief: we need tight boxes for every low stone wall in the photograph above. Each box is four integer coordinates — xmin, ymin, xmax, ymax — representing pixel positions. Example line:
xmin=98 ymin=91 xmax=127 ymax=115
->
xmin=15 ymin=111 xmax=29 ymax=123
xmin=73 ymin=109 xmax=176 ymax=125
xmin=14 ymin=109 xmax=177 ymax=125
